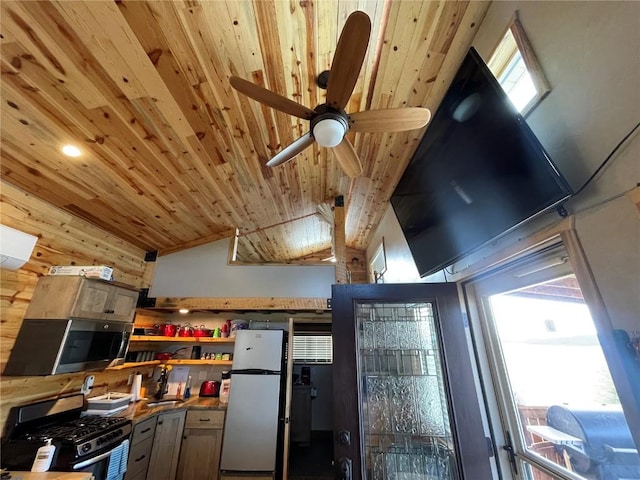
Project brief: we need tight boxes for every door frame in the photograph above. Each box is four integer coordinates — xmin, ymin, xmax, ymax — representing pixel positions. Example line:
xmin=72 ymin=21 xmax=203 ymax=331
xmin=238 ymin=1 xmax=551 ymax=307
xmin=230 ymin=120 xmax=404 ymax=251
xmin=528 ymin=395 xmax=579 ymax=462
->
xmin=332 ymin=282 xmax=493 ymax=480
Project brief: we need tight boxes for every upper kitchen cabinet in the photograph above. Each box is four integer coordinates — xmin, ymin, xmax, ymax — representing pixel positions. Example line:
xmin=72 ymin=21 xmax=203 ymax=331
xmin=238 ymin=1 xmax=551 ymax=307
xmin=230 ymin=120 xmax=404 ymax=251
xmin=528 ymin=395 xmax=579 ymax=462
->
xmin=25 ymin=276 xmax=139 ymax=322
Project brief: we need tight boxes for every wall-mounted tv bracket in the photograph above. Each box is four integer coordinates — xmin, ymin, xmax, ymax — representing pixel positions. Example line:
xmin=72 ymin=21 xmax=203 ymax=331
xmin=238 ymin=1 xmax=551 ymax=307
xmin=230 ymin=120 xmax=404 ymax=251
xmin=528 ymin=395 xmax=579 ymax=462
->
xmin=556 ymin=204 xmax=569 ymax=218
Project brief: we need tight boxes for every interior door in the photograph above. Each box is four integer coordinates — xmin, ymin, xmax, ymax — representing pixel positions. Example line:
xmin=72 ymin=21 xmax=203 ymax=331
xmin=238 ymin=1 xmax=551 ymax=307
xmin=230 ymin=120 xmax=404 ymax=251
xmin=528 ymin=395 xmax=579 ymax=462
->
xmin=332 ymin=283 xmax=493 ymax=480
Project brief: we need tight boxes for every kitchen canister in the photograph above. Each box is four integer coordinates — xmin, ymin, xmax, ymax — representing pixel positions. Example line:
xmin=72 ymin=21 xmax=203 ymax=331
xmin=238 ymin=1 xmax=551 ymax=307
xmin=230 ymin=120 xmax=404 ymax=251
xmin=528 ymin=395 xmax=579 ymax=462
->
xmin=191 ymin=345 xmax=202 ymax=359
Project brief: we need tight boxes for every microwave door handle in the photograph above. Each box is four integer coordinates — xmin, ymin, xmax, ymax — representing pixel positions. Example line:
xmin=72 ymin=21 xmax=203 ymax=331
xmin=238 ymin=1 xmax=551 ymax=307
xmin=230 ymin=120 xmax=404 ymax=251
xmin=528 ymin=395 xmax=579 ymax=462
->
xmin=52 ymin=319 xmax=74 ymax=376
xmin=113 ymin=325 xmax=132 ymax=357
xmin=73 ymin=449 xmax=112 ymax=469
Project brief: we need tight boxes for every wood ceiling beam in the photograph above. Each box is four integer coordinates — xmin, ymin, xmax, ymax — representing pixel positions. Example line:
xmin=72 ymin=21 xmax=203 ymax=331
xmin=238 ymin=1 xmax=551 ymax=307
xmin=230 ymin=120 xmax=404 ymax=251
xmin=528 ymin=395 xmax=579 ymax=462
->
xmin=334 ymin=195 xmax=347 ymax=284
xmin=150 ymin=297 xmax=330 ymax=312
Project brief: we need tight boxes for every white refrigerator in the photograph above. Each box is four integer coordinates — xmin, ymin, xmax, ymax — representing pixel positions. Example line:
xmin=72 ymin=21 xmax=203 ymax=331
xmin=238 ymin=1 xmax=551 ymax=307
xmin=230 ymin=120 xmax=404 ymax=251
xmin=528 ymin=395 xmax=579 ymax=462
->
xmin=220 ymin=329 xmax=286 ymax=476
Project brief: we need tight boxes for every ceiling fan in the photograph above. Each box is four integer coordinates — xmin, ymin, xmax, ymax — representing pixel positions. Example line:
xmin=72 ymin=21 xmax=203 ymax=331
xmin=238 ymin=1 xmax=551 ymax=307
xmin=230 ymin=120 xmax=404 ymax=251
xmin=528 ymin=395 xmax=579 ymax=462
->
xmin=230 ymin=11 xmax=432 ymax=178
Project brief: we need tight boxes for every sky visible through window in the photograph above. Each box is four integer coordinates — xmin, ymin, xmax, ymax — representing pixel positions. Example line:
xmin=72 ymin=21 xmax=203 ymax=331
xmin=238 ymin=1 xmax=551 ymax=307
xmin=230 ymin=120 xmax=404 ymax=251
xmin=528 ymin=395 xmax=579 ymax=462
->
xmin=490 ymin=293 xmax=619 ymax=407
xmin=498 ymin=51 xmax=537 ymax=112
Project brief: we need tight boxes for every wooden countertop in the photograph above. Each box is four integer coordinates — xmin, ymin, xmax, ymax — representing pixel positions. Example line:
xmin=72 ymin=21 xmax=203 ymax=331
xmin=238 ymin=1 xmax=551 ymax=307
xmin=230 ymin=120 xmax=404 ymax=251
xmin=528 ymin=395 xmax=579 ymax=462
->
xmin=4 ymin=473 xmax=93 ymax=480
xmin=117 ymin=395 xmax=226 ymax=422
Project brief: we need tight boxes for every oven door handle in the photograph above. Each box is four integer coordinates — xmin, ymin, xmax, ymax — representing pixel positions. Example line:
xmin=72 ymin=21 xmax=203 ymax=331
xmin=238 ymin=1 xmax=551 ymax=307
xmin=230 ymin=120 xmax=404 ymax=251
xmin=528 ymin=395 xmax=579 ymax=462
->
xmin=73 ymin=449 xmax=112 ymax=469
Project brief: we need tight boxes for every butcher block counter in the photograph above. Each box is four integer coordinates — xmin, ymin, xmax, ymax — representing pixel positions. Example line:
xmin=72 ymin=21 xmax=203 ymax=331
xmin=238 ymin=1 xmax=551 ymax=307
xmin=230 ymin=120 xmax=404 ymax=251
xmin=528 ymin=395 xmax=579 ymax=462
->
xmin=117 ymin=395 xmax=226 ymax=422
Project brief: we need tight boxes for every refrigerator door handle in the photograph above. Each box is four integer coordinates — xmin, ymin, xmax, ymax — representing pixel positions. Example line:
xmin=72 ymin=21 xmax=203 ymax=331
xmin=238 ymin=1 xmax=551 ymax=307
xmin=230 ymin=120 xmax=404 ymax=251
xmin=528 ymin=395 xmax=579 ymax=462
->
xmin=229 ymin=368 xmax=280 ymax=375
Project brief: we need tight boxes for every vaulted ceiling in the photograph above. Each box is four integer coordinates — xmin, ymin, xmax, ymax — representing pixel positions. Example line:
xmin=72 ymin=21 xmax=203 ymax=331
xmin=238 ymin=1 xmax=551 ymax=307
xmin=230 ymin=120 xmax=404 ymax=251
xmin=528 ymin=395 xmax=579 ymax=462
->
xmin=0 ymin=1 xmax=489 ymax=263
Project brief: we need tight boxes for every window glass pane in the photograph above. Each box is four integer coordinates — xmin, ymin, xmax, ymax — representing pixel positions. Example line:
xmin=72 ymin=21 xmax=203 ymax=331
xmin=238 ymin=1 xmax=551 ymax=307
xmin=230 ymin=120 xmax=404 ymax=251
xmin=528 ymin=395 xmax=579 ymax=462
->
xmin=497 ymin=51 xmax=537 ymax=112
xmin=357 ymin=302 xmax=459 ymax=480
xmin=487 ymin=274 xmax=640 ymax=479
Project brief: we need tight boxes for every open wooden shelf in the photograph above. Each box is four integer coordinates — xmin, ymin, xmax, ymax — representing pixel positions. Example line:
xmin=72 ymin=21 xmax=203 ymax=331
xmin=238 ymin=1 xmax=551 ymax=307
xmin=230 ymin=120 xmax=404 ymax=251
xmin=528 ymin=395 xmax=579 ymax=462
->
xmin=107 ymin=360 xmax=161 ymax=370
xmin=107 ymin=359 xmax=233 ymax=370
xmin=167 ymin=359 xmax=233 ymax=366
xmin=130 ymin=335 xmax=235 ymax=343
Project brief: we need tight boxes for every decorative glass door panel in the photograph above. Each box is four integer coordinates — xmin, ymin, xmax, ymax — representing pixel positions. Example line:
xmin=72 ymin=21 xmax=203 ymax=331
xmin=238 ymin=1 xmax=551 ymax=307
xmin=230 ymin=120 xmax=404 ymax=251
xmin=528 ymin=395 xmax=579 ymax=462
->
xmin=332 ymin=283 xmax=493 ymax=480
xmin=358 ymin=302 xmax=457 ymax=479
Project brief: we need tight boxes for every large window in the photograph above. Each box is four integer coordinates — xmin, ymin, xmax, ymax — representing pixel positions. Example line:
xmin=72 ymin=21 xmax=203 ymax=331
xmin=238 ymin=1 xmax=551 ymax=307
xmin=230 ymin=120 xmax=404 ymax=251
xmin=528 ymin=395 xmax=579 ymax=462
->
xmin=466 ymin=244 xmax=639 ymax=480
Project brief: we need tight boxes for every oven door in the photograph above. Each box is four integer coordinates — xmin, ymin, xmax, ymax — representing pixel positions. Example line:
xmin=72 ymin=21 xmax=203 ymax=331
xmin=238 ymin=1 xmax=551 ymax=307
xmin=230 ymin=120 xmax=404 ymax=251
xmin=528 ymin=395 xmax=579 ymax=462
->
xmin=55 ymin=319 xmax=132 ymax=374
xmin=71 ymin=441 xmax=128 ymax=480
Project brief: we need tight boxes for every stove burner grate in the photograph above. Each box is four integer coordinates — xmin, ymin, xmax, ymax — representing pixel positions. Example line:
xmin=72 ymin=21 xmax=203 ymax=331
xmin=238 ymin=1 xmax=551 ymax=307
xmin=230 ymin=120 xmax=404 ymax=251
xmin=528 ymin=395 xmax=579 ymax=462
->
xmin=19 ymin=415 xmax=129 ymax=444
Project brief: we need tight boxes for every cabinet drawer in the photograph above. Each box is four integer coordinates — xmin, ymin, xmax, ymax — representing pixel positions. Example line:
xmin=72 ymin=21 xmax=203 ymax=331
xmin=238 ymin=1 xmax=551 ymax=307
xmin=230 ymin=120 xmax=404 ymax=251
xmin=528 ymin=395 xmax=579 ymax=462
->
xmin=185 ymin=410 xmax=225 ymax=429
xmin=131 ymin=416 xmax=157 ymax=445
xmin=123 ymin=470 xmax=147 ymax=480
xmin=125 ymin=436 xmax=153 ymax=479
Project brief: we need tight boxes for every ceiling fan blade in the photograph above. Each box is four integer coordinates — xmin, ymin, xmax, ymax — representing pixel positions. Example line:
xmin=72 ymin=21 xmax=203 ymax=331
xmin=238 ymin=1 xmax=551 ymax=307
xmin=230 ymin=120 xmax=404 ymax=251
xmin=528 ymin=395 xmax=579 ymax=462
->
xmin=230 ymin=76 xmax=315 ymax=120
xmin=326 ymin=11 xmax=371 ymax=110
xmin=333 ymin=137 xmax=363 ymax=178
xmin=266 ymin=133 xmax=314 ymax=167
xmin=349 ymin=107 xmax=432 ymax=132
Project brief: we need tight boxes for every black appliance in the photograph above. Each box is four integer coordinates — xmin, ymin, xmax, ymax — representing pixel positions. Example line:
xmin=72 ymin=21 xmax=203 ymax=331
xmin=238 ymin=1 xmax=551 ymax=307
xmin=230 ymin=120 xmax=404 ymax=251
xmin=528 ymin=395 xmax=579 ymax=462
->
xmin=1 ymin=394 xmax=132 ymax=479
xmin=546 ymin=405 xmax=640 ymax=479
xmin=390 ymin=47 xmax=573 ymax=277
xmin=4 ymin=318 xmax=132 ymax=376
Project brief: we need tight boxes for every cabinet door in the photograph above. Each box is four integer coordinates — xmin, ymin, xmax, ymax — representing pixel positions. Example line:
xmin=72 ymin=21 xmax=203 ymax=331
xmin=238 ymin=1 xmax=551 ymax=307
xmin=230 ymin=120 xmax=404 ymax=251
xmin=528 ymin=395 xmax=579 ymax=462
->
xmin=146 ymin=411 xmax=186 ymax=480
xmin=176 ymin=428 xmax=222 ymax=480
xmin=108 ymin=286 xmax=139 ymax=321
xmin=71 ymin=279 xmax=113 ymax=319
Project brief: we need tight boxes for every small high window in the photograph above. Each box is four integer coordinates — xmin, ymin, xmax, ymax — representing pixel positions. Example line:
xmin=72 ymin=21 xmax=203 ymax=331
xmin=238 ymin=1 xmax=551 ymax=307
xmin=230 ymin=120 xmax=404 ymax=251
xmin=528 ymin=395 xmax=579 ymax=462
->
xmin=488 ymin=12 xmax=550 ymax=115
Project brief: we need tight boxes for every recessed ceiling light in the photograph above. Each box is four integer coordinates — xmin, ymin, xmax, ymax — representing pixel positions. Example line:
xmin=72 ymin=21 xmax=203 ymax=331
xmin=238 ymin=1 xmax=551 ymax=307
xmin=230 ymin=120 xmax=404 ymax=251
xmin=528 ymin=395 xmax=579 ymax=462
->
xmin=61 ymin=145 xmax=82 ymax=157
xmin=179 ymin=308 xmax=190 ymax=314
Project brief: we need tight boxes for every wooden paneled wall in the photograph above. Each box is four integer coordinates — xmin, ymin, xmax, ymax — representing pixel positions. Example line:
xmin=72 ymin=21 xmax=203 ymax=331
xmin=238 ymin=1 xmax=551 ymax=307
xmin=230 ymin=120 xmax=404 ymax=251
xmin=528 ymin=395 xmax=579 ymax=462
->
xmin=0 ymin=180 xmax=150 ymax=433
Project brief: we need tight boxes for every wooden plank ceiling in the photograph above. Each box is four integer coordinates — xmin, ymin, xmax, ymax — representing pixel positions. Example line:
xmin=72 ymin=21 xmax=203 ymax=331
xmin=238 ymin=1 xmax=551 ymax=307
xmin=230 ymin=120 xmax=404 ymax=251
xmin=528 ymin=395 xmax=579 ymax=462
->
xmin=0 ymin=0 xmax=489 ymax=263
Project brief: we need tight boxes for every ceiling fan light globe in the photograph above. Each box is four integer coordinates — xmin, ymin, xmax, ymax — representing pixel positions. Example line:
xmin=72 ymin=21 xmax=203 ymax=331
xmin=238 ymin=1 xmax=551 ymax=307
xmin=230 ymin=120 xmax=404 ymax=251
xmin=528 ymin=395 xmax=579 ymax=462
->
xmin=313 ymin=118 xmax=346 ymax=147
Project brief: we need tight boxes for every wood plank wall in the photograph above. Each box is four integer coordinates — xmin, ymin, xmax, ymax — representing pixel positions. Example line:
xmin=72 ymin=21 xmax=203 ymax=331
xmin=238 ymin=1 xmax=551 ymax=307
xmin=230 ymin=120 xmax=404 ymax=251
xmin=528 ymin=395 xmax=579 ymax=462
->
xmin=0 ymin=180 xmax=151 ymax=434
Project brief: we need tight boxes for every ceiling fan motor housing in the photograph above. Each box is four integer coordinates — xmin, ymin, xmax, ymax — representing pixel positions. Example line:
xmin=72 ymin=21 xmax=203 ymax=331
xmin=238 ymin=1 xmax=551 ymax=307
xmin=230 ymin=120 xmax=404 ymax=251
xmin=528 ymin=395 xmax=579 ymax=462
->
xmin=311 ymin=105 xmax=349 ymax=147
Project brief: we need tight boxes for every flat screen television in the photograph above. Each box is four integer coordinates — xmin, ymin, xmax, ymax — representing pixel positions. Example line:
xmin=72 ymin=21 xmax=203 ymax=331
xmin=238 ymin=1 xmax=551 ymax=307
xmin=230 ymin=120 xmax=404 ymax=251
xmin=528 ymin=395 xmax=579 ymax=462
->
xmin=390 ymin=47 xmax=572 ymax=277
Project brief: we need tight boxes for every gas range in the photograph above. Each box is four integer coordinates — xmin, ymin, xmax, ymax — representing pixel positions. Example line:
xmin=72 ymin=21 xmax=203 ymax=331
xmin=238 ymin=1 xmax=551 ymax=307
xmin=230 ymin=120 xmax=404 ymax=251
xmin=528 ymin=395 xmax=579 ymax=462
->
xmin=1 ymin=393 xmax=131 ymax=472
xmin=15 ymin=414 xmax=131 ymax=459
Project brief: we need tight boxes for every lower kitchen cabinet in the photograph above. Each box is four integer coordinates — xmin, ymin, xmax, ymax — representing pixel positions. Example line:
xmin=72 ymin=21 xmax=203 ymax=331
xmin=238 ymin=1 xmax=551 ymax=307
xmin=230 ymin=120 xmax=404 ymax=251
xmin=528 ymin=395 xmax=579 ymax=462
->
xmin=176 ymin=409 xmax=226 ymax=480
xmin=146 ymin=410 xmax=186 ymax=480
xmin=124 ymin=416 xmax=157 ymax=480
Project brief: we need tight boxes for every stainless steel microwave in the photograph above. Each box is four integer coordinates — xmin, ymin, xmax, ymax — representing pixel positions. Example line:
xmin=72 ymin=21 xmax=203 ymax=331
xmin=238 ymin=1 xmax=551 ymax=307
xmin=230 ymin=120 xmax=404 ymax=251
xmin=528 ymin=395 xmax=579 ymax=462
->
xmin=3 ymin=318 xmax=132 ymax=376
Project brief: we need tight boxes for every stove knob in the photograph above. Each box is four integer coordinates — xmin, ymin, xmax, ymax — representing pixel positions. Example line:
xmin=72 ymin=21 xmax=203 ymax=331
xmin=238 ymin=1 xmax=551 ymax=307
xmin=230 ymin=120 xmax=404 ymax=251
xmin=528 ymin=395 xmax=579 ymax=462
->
xmin=82 ymin=443 xmax=92 ymax=453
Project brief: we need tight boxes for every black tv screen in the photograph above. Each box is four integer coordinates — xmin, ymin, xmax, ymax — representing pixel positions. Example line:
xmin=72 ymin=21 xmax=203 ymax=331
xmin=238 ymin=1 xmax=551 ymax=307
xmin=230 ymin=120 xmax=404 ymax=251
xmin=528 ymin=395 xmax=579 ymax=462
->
xmin=390 ymin=47 xmax=572 ymax=277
